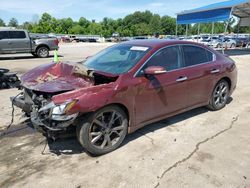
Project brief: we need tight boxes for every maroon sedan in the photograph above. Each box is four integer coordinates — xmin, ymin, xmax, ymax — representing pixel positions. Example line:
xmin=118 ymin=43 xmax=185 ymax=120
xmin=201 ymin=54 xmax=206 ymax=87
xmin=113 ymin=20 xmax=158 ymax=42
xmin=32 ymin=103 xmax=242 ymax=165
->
xmin=12 ymin=40 xmax=237 ymax=155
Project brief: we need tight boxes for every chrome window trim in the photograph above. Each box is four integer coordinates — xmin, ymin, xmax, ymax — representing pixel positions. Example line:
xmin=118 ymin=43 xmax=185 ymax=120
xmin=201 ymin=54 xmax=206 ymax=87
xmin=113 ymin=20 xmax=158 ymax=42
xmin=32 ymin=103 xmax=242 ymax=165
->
xmin=133 ymin=43 xmax=216 ymax=77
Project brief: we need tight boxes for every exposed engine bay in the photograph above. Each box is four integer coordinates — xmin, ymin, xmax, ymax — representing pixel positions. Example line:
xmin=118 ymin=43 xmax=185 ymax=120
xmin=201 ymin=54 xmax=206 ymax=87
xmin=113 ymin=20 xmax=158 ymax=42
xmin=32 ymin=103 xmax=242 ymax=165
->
xmin=11 ymin=62 xmax=118 ymax=138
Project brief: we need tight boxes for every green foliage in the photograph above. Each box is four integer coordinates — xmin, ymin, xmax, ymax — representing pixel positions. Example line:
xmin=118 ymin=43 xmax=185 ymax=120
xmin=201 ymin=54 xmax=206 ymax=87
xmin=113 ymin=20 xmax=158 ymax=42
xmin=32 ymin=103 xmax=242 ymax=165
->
xmin=8 ymin=18 xmax=18 ymax=27
xmin=0 ymin=18 xmax=6 ymax=27
xmin=161 ymin=16 xmax=176 ymax=35
xmin=190 ymin=23 xmax=225 ymax=35
xmin=1 ymin=11 xmax=249 ymax=36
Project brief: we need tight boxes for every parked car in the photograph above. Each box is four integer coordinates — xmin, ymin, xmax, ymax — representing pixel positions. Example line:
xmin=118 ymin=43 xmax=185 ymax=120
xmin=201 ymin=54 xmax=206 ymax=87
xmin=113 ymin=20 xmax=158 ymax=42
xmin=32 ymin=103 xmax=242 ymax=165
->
xmin=232 ymin=37 xmax=250 ymax=47
xmin=246 ymin=40 xmax=250 ymax=48
xmin=12 ymin=40 xmax=237 ymax=155
xmin=133 ymin=36 xmax=148 ymax=40
xmin=0 ymin=29 xmax=59 ymax=58
xmin=202 ymin=38 xmax=236 ymax=48
xmin=182 ymin=35 xmax=209 ymax=43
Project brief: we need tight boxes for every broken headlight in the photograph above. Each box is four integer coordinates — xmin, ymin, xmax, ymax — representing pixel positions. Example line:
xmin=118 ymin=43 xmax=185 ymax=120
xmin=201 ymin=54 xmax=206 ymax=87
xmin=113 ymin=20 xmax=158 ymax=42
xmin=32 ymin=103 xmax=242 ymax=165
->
xmin=39 ymin=100 xmax=78 ymax=121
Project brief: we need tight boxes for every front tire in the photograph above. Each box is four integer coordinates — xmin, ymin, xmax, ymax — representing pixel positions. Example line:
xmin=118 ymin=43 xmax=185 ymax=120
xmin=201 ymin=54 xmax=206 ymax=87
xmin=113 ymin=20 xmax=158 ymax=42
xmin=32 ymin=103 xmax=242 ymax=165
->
xmin=207 ymin=80 xmax=229 ymax=111
xmin=77 ymin=105 xmax=128 ymax=155
xmin=31 ymin=52 xmax=38 ymax=57
xmin=36 ymin=46 xmax=49 ymax=58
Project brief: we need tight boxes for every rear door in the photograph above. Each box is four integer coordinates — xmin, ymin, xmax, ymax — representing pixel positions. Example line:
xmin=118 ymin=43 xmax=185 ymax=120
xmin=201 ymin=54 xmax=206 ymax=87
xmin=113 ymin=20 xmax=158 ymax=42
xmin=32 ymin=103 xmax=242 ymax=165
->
xmin=0 ymin=31 xmax=11 ymax=53
xmin=181 ymin=45 xmax=219 ymax=107
xmin=9 ymin=31 xmax=30 ymax=53
xmin=134 ymin=45 xmax=188 ymax=124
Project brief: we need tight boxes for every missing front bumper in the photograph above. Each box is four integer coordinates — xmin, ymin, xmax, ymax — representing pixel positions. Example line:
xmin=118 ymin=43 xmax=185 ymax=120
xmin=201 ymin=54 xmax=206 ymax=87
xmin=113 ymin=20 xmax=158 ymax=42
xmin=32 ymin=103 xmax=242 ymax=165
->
xmin=11 ymin=93 xmax=78 ymax=132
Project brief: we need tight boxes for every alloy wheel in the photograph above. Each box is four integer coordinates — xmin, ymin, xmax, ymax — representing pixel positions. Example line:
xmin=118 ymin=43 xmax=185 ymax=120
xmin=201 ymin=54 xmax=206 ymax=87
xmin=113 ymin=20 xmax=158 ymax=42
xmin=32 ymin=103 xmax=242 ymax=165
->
xmin=213 ymin=82 xmax=229 ymax=108
xmin=89 ymin=110 xmax=126 ymax=149
xmin=38 ymin=47 xmax=49 ymax=58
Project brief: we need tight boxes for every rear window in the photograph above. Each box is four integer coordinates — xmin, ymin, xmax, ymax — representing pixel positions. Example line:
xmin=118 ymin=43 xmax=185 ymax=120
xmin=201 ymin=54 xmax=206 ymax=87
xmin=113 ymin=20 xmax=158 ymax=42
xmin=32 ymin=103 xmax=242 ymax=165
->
xmin=0 ymin=31 xmax=9 ymax=39
xmin=183 ymin=45 xmax=213 ymax=67
xmin=9 ymin=31 xmax=26 ymax=39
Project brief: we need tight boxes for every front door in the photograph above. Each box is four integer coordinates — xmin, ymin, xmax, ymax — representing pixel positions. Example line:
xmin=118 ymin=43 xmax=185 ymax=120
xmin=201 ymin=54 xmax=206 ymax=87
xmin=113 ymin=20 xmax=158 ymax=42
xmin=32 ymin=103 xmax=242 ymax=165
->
xmin=134 ymin=46 xmax=188 ymax=125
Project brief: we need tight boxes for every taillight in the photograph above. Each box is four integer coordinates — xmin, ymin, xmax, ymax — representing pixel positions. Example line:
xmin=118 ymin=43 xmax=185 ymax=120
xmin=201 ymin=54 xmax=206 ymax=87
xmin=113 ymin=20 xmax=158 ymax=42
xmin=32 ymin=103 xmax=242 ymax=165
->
xmin=54 ymin=39 xmax=59 ymax=46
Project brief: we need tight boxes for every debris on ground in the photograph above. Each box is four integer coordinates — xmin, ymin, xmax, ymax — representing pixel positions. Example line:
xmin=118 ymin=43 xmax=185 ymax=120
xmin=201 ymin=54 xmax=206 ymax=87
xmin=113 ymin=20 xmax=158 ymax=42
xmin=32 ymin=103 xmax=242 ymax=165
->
xmin=0 ymin=68 xmax=20 ymax=89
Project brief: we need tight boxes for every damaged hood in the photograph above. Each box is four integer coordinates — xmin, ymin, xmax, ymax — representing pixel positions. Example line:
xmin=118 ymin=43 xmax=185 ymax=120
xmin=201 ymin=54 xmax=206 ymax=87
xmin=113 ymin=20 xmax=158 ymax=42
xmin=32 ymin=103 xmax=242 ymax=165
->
xmin=21 ymin=62 xmax=94 ymax=93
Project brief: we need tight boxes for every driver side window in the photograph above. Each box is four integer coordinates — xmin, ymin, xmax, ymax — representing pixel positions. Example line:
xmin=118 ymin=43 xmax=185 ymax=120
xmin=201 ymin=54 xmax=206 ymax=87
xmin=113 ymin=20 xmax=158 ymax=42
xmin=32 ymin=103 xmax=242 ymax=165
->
xmin=144 ymin=46 xmax=182 ymax=71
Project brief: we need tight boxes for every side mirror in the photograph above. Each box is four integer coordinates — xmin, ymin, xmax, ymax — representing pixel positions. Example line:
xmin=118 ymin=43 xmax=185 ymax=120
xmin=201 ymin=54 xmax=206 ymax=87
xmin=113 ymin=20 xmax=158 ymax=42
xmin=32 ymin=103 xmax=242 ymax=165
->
xmin=144 ymin=66 xmax=167 ymax=75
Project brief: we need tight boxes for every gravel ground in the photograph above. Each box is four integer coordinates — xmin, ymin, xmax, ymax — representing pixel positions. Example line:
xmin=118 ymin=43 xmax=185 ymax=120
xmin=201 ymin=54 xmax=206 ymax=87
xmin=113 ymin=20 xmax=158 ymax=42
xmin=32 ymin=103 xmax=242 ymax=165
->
xmin=0 ymin=43 xmax=249 ymax=188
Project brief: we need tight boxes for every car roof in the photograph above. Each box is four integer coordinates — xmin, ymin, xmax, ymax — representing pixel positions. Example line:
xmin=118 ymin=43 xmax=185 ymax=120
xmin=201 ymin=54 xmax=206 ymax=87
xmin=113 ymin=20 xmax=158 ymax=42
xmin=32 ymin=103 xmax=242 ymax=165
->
xmin=0 ymin=28 xmax=26 ymax=32
xmin=122 ymin=39 xmax=207 ymax=49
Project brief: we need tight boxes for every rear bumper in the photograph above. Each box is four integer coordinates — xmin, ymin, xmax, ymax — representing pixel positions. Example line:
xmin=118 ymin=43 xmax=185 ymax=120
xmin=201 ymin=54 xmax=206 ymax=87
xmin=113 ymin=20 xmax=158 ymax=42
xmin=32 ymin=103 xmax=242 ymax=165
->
xmin=50 ymin=46 xmax=59 ymax=51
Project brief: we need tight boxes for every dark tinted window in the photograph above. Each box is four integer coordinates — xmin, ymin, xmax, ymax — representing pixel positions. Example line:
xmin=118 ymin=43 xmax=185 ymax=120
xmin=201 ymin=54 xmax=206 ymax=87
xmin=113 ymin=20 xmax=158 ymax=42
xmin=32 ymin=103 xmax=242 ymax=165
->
xmin=183 ymin=46 xmax=213 ymax=66
xmin=145 ymin=46 xmax=181 ymax=71
xmin=206 ymin=50 xmax=213 ymax=62
xmin=0 ymin=31 xmax=9 ymax=39
xmin=9 ymin=31 xmax=26 ymax=39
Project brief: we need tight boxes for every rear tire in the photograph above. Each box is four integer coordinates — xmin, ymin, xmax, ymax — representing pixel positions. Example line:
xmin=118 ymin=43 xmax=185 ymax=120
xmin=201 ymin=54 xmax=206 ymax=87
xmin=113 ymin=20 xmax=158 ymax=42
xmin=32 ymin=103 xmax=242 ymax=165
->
xmin=207 ymin=80 xmax=229 ymax=111
xmin=36 ymin=46 xmax=49 ymax=58
xmin=76 ymin=105 xmax=128 ymax=155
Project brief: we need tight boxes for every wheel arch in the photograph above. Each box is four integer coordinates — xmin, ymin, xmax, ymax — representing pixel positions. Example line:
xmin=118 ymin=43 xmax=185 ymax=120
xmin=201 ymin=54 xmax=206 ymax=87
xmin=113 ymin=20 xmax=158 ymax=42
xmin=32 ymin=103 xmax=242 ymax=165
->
xmin=35 ymin=44 xmax=50 ymax=52
xmin=219 ymin=77 xmax=231 ymax=90
xmin=101 ymin=103 xmax=130 ymax=123
xmin=78 ymin=103 xmax=130 ymax=126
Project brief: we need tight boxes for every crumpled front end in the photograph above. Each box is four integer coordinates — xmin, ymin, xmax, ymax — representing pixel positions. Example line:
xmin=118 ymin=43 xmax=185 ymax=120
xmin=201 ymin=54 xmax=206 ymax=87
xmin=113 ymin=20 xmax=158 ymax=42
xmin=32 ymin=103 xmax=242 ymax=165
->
xmin=12 ymin=88 xmax=79 ymax=133
xmin=11 ymin=62 xmax=119 ymax=136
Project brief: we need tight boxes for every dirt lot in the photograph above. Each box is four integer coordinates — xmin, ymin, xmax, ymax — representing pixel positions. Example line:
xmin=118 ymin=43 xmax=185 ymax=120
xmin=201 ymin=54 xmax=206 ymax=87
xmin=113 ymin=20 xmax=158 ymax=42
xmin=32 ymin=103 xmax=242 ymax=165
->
xmin=0 ymin=43 xmax=250 ymax=188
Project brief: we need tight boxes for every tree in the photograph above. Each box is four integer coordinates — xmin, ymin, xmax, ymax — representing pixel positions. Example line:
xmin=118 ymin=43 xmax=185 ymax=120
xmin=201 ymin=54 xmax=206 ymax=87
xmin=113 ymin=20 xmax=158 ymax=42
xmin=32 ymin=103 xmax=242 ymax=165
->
xmin=87 ymin=22 xmax=103 ymax=35
xmin=69 ymin=25 xmax=85 ymax=34
xmin=8 ymin=18 xmax=18 ymax=27
xmin=161 ymin=16 xmax=176 ymax=35
xmin=5 ymin=10 xmax=245 ymax=36
xmin=0 ymin=18 xmax=5 ymax=27
xmin=21 ymin=21 xmax=33 ymax=30
xmin=59 ymin=18 xmax=74 ymax=34
xmin=131 ymin=23 xmax=151 ymax=36
xmin=149 ymin=14 xmax=161 ymax=34
xmin=79 ymin=17 xmax=90 ymax=28
xmin=38 ymin=13 xmax=53 ymax=33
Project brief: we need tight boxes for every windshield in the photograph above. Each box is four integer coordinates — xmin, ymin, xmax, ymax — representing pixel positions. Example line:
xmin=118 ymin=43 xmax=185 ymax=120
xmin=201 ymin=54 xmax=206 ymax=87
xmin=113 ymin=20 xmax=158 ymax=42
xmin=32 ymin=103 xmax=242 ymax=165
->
xmin=84 ymin=44 xmax=150 ymax=74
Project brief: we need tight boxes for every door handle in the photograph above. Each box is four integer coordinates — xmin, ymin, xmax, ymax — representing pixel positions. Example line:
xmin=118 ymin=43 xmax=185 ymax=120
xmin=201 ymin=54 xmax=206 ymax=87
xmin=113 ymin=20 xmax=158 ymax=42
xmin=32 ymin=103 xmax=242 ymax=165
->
xmin=176 ymin=76 xmax=187 ymax=82
xmin=210 ymin=69 xmax=220 ymax=74
xmin=8 ymin=42 xmax=12 ymax=44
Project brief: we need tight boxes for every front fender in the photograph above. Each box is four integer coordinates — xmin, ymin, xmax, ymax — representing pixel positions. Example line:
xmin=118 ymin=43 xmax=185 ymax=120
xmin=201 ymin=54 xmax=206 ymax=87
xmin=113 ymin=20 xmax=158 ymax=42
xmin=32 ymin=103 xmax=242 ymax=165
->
xmin=52 ymin=83 xmax=118 ymax=114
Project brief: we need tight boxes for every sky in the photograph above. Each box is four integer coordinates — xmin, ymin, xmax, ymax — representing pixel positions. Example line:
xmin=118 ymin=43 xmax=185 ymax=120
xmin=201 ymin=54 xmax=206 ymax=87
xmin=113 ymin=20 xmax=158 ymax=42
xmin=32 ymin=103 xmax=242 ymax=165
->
xmin=0 ymin=0 xmax=226 ymax=24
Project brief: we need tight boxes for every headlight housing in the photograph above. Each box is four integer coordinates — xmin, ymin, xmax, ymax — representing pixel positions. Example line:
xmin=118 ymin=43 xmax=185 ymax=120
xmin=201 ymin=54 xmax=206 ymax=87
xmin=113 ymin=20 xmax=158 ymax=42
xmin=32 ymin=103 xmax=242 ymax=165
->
xmin=39 ymin=100 xmax=78 ymax=121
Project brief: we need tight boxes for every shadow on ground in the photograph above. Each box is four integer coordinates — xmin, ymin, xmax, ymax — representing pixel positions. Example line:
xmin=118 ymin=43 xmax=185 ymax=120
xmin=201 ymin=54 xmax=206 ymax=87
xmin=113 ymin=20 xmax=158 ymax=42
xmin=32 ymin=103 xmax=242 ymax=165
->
xmin=1 ymin=98 xmax=233 ymax=156
xmin=47 ymin=107 xmax=210 ymax=156
xmin=0 ymin=55 xmax=63 ymax=61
